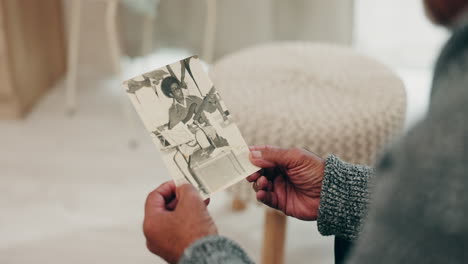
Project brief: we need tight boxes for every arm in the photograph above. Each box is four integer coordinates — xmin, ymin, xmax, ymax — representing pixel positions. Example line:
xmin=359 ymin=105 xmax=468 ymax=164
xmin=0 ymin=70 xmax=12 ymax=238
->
xmin=317 ymin=155 xmax=374 ymax=240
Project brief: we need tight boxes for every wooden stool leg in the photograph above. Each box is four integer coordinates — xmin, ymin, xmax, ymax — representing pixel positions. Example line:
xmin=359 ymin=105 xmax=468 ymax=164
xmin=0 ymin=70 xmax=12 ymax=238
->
xmin=262 ymin=209 xmax=287 ymax=264
xmin=231 ymin=197 xmax=247 ymax=211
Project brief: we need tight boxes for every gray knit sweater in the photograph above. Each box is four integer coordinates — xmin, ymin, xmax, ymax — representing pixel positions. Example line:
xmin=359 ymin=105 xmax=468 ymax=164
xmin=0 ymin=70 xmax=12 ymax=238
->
xmin=179 ymin=20 xmax=468 ymax=264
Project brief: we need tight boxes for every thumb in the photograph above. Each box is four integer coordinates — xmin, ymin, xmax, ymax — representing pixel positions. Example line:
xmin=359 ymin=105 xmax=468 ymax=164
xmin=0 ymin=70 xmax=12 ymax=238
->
xmin=249 ymin=145 xmax=303 ymax=168
xmin=176 ymin=184 xmax=205 ymax=209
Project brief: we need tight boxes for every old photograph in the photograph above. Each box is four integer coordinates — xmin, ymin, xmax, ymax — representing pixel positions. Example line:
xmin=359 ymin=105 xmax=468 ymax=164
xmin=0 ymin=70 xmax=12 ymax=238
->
xmin=123 ymin=56 xmax=259 ymax=197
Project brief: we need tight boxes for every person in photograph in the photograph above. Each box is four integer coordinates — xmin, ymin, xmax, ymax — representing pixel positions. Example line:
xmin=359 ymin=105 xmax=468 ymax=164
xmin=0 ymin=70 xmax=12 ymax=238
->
xmin=142 ymin=0 xmax=468 ymax=263
xmin=161 ymin=74 xmax=229 ymax=147
xmin=161 ymin=76 xmax=205 ymax=130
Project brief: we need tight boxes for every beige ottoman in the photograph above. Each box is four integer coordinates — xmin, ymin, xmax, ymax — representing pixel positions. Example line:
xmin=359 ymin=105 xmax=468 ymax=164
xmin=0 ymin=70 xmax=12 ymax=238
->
xmin=210 ymin=42 xmax=406 ymax=264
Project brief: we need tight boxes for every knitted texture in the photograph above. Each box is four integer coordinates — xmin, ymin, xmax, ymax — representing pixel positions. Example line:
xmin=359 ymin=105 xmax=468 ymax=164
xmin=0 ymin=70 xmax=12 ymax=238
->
xmin=318 ymin=155 xmax=374 ymax=240
xmin=179 ymin=236 xmax=255 ymax=264
xmin=210 ymin=42 xmax=406 ymax=201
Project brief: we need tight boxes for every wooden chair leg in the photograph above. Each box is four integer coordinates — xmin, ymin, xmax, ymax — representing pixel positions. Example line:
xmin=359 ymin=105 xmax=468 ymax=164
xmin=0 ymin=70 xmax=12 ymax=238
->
xmin=105 ymin=0 xmax=138 ymax=149
xmin=203 ymin=0 xmax=217 ymax=64
xmin=65 ymin=0 xmax=81 ymax=115
xmin=141 ymin=14 xmax=154 ymax=56
xmin=106 ymin=0 xmax=120 ymax=74
xmin=261 ymin=209 xmax=287 ymax=264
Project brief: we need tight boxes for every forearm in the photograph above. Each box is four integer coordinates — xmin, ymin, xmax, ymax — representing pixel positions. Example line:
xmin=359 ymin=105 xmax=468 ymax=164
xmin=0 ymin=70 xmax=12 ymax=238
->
xmin=179 ymin=236 xmax=255 ymax=264
xmin=317 ymin=155 xmax=374 ymax=240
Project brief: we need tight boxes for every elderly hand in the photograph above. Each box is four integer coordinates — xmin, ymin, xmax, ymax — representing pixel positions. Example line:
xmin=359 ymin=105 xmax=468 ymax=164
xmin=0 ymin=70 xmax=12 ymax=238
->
xmin=143 ymin=181 xmax=217 ymax=264
xmin=247 ymin=145 xmax=325 ymax=221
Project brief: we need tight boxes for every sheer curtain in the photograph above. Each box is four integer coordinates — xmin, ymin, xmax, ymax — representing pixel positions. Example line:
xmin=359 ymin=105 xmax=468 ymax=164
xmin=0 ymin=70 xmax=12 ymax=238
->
xmin=120 ymin=0 xmax=355 ymax=59
xmin=62 ymin=0 xmax=355 ymax=72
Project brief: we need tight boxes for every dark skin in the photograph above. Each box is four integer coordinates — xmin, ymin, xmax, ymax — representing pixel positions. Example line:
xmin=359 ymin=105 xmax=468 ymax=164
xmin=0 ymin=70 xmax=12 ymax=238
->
xmin=143 ymin=1 xmax=468 ymax=262
xmin=166 ymin=84 xmax=204 ymax=129
xmin=423 ymin=0 xmax=468 ymax=26
xmin=143 ymin=182 xmax=216 ymax=264
xmin=143 ymin=145 xmax=326 ymax=263
xmin=170 ymin=83 xmax=185 ymax=104
xmin=246 ymin=145 xmax=325 ymax=220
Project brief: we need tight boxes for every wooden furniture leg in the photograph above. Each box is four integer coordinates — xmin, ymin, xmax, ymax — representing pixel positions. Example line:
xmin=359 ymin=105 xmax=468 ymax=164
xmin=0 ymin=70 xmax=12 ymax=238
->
xmin=65 ymin=0 xmax=81 ymax=115
xmin=141 ymin=14 xmax=154 ymax=56
xmin=261 ymin=209 xmax=287 ymax=264
xmin=106 ymin=0 xmax=138 ymax=149
xmin=0 ymin=0 xmax=66 ymax=119
xmin=106 ymin=0 xmax=120 ymax=75
xmin=231 ymin=197 xmax=247 ymax=211
xmin=203 ymin=0 xmax=216 ymax=63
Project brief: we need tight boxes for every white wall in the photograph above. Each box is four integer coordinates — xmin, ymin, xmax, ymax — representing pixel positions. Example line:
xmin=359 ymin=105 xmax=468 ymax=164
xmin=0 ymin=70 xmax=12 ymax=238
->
xmin=354 ymin=0 xmax=450 ymax=127
xmin=62 ymin=0 xmax=355 ymax=73
xmin=354 ymin=0 xmax=448 ymax=69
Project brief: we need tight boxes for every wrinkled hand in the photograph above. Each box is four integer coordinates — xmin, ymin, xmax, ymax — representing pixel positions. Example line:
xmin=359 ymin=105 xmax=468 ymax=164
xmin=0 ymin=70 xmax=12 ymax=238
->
xmin=143 ymin=181 xmax=217 ymax=264
xmin=247 ymin=145 xmax=325 ymax=221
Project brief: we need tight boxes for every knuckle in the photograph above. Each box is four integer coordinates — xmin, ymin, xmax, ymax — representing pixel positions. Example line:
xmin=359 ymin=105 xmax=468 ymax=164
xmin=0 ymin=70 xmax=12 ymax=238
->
xmin=263 ymin=145 xmax=279 ymax=153
xmin=187 ymin=192 xmax=202 ymax=203
xmin=178 ymin=183 xmax=190 ymax=191
xmin=264 ymin=144 xmax=274 ymax=151
xmin=289 ymin=147 xmax=305 ymax=157
xmin=179 ymin=188 xmax=202 ymax=205
xmin=145 ymin=190 xmax=157 ymax=206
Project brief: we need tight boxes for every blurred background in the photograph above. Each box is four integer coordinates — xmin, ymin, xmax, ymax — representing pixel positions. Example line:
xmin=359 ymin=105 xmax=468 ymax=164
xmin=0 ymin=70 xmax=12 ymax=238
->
xmin=0 ymin=0 xmax=448 ymax=263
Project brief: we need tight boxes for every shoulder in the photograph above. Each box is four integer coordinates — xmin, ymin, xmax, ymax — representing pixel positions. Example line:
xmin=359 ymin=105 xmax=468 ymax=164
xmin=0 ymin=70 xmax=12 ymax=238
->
xmin=432 ymin=23 xmax=468 ymax=94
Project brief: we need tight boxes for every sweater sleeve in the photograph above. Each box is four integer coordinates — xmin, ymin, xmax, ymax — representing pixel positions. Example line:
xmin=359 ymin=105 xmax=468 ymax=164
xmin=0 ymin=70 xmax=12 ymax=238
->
xmin=317 ymin=155 xmax=374 ymax=240
xmin=178 ymin=235 xmax=255 ymax=264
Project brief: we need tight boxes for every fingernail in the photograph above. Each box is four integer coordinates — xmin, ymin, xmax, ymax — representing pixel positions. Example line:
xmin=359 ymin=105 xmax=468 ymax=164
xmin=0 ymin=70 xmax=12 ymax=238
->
xmin=251 ymin=150 xmax=262 ymax=159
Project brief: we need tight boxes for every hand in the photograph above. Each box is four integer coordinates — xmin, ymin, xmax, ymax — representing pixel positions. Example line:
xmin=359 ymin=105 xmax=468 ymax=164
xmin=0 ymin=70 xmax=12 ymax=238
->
xmin=247 ymin=145 xmax=325 ymax=221
xmin=143 ymin=181 xmax=217 ymax=264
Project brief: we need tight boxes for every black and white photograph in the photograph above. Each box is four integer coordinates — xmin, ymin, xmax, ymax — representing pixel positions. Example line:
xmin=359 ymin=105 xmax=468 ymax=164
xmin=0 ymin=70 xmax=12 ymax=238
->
xmin=123 ymin=57 xmax=259 ymax=197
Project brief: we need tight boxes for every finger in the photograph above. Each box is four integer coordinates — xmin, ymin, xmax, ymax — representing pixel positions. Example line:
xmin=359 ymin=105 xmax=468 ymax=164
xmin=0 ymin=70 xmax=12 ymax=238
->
xmin=145 ymin=181 xmax=175 ymax=215
xmin=252 ymin=181 xmax=259 ymax=192
xmin=249 ymin=145 xmax=301 ymax=168
xmin=156 ymin=181 xmax=177 ymax=202
xmin=166 ymin=198 xmax=178 ymax=211
xmin=256 ymin=190 xmax=278 ymax=209
xmin=246 ymin=171 xmax=261 ymax=182
xmin=145 ymin=191 xmax=165 ymax=216
xmin=256 ymin=176 xmax=270 ymax=191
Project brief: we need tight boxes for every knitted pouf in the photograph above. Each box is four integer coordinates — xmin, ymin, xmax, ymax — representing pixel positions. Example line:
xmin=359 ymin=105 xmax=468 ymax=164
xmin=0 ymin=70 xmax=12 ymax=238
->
xmin=210 ymin=42 xmax=406 ymax=202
